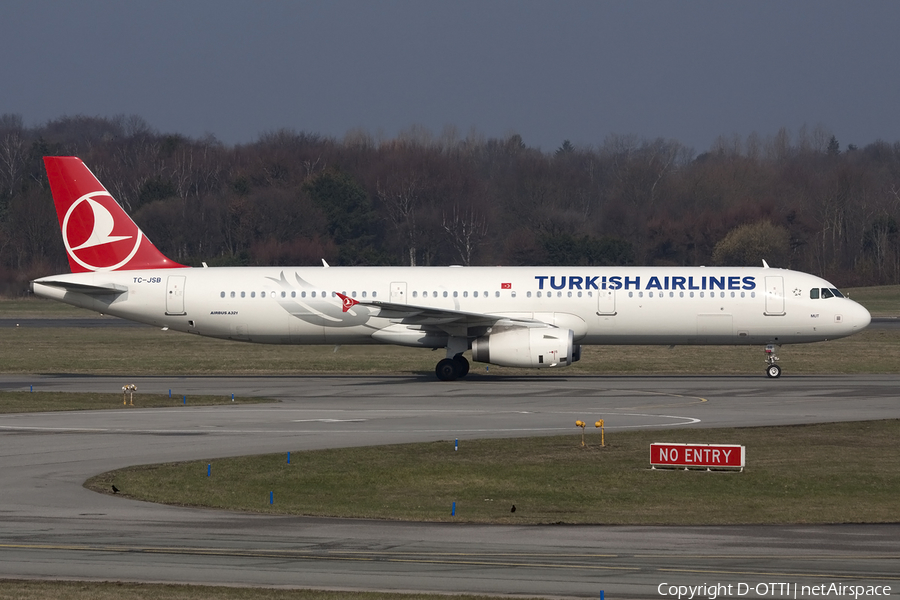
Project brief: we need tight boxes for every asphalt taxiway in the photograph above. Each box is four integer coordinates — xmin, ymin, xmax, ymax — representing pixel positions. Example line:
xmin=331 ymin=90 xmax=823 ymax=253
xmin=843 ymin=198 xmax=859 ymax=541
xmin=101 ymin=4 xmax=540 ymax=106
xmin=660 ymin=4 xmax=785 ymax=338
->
xmin=1 ymin=374 xmax=898 ymax=598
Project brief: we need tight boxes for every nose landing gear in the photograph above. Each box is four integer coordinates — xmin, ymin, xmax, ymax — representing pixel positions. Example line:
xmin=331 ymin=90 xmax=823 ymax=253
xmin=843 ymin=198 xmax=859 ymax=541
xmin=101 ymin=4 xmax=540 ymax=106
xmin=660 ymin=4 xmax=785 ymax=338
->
xmin=765 ymin=344 xmax=782 ymax=378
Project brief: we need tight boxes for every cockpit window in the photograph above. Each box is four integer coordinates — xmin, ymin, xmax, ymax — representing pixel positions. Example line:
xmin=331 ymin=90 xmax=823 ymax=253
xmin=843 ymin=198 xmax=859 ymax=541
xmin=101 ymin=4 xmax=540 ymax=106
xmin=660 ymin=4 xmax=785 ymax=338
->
xmin=830 ymin=288 xmax=844 ymax=298
xmin=810 ymin=288 xmax=819 ymax=299
xmin=820 ymin=288 xmax=834 ymax=299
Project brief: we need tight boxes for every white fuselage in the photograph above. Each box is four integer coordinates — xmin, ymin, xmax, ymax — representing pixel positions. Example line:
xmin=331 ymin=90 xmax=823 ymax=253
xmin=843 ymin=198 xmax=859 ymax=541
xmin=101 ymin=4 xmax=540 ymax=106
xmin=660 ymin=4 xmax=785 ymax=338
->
xmin=33 ymin=265 xmax=871 ymax=349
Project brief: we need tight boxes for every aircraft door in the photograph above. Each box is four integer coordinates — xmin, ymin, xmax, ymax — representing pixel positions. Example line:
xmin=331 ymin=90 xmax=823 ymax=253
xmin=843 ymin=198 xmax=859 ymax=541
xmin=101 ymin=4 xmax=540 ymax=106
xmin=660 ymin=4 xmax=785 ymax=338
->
xmin=390 ymin=282 xmax=407 ymax=304
xmin=764 ymin=276 xmax=785 ymax=315
xmin=597 ymin=289 xmax=616 ymax=315
xmin=166 ymin=275 xmax=186 ymax=315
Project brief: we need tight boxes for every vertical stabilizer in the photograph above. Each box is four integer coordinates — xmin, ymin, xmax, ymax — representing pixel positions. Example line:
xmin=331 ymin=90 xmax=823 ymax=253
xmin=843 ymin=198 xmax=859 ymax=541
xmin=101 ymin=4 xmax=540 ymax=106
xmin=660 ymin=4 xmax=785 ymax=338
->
xmin=44 ymin=157 xmax=186 ymax=272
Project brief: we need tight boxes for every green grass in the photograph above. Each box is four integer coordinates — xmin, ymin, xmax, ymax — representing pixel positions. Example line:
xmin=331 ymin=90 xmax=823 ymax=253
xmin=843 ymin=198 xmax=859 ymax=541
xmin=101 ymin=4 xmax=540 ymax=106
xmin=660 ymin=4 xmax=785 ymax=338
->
xmin=0 ymin=296 xmax=96 ymax=318
xmin=0 ymin=391 xmax=268 ymax=413
xmin=2 ymin=325 xmax=898 ymax=376
xmin=85 ymin=420 xmax=900 ymax=526
xmin=0 ymin=581 xmax=516 ymax=600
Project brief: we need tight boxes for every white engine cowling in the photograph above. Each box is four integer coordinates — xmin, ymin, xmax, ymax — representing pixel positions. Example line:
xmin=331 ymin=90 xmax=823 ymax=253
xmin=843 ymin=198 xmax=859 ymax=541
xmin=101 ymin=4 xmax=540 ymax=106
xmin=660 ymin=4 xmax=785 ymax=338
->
xmin=471 ymin=327 xmax=579 ymax=368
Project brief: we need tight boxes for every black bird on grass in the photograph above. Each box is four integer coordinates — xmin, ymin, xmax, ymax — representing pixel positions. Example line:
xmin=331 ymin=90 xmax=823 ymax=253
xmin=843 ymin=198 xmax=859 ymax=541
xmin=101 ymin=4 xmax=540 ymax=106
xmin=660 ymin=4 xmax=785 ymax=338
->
xmin=111 ymin=485 xmax=119 ymax=494
xmin=510 ymin=505 xmax=516 ymax=513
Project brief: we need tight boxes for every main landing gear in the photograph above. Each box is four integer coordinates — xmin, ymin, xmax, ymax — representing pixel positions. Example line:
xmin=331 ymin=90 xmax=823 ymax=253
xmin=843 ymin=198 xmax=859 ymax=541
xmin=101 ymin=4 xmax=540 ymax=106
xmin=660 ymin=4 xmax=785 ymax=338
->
xmin=765 ymin=344 xmax=782 ymax=378
xmin=435 ymin=355 xmax=469 ymax=381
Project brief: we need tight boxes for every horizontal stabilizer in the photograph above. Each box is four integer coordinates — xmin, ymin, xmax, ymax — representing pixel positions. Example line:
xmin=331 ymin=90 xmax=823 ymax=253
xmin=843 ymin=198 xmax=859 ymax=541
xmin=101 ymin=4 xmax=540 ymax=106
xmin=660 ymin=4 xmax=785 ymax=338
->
xmin=32 ymin=279 xmax=127 ymax=295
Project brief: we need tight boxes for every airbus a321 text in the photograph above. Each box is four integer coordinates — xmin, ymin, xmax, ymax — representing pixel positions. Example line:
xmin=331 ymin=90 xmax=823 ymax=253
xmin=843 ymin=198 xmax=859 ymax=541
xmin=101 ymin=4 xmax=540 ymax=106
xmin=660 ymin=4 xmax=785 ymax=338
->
xmin=31 ymin=157 xmax=871 ymax=380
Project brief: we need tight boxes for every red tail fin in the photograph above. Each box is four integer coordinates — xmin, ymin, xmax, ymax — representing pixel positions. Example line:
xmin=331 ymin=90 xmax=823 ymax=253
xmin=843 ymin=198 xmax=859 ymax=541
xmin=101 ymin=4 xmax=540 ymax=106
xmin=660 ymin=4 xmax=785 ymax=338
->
xmin=44 ymin=157 xmax=186 ymax=272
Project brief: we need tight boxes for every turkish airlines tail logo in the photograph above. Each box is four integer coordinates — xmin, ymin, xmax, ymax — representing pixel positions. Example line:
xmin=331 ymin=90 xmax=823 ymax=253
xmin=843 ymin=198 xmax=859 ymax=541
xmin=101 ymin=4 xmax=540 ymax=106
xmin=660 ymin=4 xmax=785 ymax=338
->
xmin=44 ymin=157 xmax=186 ymax=273
xmin=336 ymin=292 xmax=360 ymax=312
xmin=69 ymin=199 xmax=132 ymax=250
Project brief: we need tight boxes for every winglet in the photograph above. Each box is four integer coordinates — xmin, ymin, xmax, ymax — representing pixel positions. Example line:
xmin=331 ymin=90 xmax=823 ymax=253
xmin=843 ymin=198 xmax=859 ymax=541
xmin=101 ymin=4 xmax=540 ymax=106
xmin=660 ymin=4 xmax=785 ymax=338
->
xmin=335 ymin=292 xmax=359 ymax=313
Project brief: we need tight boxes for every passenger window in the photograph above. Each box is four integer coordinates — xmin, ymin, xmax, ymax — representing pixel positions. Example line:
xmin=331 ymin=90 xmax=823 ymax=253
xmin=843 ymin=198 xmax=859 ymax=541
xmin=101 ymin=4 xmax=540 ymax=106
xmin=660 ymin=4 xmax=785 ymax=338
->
xmin=412 ymin=291 xmax=418 ymax=298
xmin=301 ymin=291 xmax=306 ymax=298
xmin=241 ymin=291 xmax=246 ymax=298
xmin=220 ymin=291 xmax=225 ymax=298
xmin=511 ymin=291 xmax=516 ymax=298
xmin=362 ymin=291 xmax=366 ymax=298
xmin=527 ymin=291 xmax=532 ymax=298
xmin=453 ymin=291 xmax=458 ymax=298
xmin=372 ymin=291 xmax=377 ymax=298
xmin=629 ymin=292 xmax=634 ymax=298
xmin=230 ymin=291 xmax=235 ymax=298
xmin=463 ymin=291 xmax=468 ymax=298
xmin=821 ymin=288 xmax=834 ymax=299
xmin=443 ymin=291 xmax=448 ymax=298
xmin=291 ymin=291 xmax=296 ymax=298
xmin=473 ymin=291 xmax=478 ymax=298
xmin=495 ymin=291 xmax=500 ymax=298
xmin=261 ymin=292 xmax=266 ymax=298
xmin=537 ymin=291 xmax=542 ymax=298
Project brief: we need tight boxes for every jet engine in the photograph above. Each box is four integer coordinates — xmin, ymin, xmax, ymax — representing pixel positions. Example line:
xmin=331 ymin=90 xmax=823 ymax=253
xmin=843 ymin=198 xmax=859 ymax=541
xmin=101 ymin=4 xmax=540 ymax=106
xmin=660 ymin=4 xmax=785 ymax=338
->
xmin=471 ymin=327 xmax=580 ymax=368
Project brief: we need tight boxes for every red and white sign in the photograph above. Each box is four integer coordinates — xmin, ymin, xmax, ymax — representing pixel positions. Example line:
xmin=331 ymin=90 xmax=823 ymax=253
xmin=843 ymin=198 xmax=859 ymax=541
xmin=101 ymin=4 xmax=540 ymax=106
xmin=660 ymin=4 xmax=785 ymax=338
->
xmin=650 ymin=443 xmax=745 ymax=469
xmin=501 ymin=282 xmax=512 ymax=289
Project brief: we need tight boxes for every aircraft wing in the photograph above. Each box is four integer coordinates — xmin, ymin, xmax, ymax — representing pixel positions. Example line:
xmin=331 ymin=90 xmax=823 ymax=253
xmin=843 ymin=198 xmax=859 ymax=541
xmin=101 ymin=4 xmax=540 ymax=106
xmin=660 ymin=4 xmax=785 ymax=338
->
xmin=355 ymin=299 xmax=549 ymax=328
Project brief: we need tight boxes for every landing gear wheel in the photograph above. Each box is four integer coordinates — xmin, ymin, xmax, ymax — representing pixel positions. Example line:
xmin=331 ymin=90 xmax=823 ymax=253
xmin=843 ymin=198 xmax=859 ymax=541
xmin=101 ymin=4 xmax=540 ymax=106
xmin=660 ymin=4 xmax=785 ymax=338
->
xmin=764 ymin=344 xmax=781 ymax=379
xmin=435 ymin=358 xmax=459 ymax=381
xmin=453 ymin=355 xmax=470 ymax=378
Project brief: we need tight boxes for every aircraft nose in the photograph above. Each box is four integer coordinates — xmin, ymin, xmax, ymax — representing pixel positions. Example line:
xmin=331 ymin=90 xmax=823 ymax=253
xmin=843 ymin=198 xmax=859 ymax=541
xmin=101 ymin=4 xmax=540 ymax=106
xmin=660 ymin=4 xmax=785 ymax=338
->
xmin=846 ymin=300 xmax=871 ymax=331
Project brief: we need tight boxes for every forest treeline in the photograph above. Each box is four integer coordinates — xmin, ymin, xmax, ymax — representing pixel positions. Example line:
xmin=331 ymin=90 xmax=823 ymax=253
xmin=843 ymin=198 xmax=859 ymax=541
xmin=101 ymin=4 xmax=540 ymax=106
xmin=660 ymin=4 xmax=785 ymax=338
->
xmin=1 ymin=113 xmax=899 ymax=295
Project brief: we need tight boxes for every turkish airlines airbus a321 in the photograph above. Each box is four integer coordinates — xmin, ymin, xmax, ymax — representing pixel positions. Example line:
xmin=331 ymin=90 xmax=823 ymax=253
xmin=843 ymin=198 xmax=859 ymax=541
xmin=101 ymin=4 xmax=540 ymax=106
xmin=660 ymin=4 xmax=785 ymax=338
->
xmin=31 ymin=157 xmax=871 ymax=380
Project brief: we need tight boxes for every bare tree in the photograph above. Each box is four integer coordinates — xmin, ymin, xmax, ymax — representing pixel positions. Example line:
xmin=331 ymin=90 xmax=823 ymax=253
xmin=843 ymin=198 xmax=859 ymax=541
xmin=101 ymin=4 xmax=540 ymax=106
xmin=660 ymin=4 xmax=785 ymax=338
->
xmin=442 ymin=204 xmax=488 ymax=266
xmin=0 ymin=130 xmax=26 ymax=197
xmin=377 ymin=176 xmax=422 ymax=266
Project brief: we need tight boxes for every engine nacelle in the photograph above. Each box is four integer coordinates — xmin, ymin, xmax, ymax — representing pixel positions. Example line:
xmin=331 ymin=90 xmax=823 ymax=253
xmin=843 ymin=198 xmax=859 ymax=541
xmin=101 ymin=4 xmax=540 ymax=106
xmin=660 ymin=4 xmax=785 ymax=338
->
xmin=471 ymin=327 xmax=578 ymax=368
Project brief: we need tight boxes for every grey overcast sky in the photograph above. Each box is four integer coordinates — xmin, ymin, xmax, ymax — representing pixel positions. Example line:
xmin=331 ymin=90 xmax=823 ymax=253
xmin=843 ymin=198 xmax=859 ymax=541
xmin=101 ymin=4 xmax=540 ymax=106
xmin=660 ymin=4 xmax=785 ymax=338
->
xmin=2 ymin=0 xmax=898 ymax=153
